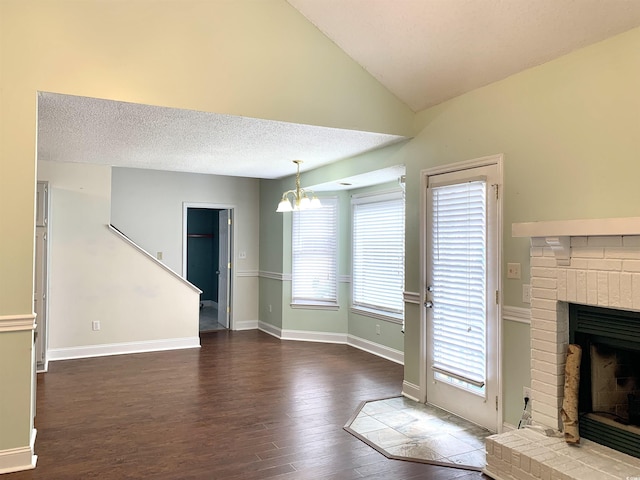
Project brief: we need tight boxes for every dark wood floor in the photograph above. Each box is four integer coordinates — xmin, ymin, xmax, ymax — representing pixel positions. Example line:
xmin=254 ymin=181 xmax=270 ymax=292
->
xmin=6 ymin=330 xmax=487 ymax=479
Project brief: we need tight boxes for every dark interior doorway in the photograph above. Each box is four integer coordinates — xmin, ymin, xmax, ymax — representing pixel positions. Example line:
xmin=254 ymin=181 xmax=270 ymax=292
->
xmin=186 ymin=207 xmax=231 ymax=332
xmin=187 ymin=208 xmax=219 ymax=304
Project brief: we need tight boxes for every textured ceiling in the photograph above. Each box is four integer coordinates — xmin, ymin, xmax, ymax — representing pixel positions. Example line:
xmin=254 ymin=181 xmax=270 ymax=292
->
xmin=37 ymin=92 xmax=407 ymax=180
xmin=288 ymin=0 xmax=640 ymax=111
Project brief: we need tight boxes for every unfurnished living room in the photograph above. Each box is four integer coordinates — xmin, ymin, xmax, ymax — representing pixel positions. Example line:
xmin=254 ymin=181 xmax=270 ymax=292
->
xmin=2 ymin=1 xmax=640 ymax=479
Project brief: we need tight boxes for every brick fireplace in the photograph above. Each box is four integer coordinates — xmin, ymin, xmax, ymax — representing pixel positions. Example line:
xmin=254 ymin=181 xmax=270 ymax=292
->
xmin=484 ymin=217 xmax=640 ymax=480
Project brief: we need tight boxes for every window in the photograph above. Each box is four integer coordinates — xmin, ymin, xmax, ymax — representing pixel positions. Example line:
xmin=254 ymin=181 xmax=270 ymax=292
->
xmin=291 ymin=197 xmax=338 ymax=307
xmin=352 ymin=191 xmax=405 ymax=321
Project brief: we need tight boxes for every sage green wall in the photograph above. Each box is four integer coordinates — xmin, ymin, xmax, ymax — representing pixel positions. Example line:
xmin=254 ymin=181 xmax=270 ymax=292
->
xmin=348 ymin=314 xmax=405 ymax=352
xmin=259 ymin=278 xmax=284 ymax=330
xmin=502 ymin=320 xmax=531 ymax=426
xmin=259 ymin=179 xmax=287 ymax=277
xmin=258 ymin=178 xmax=287 ymax=331
xmin=281 ymin=284 xmax=350 ymax=333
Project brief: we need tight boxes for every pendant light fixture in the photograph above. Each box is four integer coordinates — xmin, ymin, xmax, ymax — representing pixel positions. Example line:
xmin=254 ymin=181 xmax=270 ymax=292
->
xmin=276 ymin=160 xmax=322 ymax=213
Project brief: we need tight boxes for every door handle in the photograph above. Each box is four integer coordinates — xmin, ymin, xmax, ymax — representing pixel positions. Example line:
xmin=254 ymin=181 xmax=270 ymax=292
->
xmin=424 ymin=300 xmax=433 ymax=308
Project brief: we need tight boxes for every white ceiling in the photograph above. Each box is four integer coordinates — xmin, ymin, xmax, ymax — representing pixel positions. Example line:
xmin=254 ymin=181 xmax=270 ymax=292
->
xmin=37 ymin=1 xmax=640 ymax=183
xmin=289 ymin=0 xmax=640 ymax=112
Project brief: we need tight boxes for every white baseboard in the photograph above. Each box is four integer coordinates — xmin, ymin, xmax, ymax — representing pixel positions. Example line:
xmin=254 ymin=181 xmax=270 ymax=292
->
xmin=282 ymin=329 xmax=348 ymax=344
xmin=233 ymin=320 xmax=259 ymax=331
xmin=402 ymin=380 xmax=421 ymax=402
xmin=0 ymin=429 xmax=37 ymax=474
xmin=259 ymin=323 xmax=349 ymax=345
xmin=47 ymin=337 xmax=200 ymax=361
xmin=347 ymin=334 xmax=403 ymax=365
xmin=257 ymin=322 xmax=404 ymax=365
xmin=258 ymin=321 xmax=282 ymax=338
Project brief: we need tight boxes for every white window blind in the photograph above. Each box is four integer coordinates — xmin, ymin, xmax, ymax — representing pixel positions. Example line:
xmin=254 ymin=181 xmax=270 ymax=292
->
xmin=430 ymin=180 xmax=487 ymax=388
xmin=292 ymin=197 xmax=338 ymax=304
xmin=352 ymin=192 xmax=405 ymax=318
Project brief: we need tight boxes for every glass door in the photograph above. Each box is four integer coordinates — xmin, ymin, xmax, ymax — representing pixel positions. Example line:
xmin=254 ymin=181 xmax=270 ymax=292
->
xmin=425 ymin=163 xmax=500 ymax=431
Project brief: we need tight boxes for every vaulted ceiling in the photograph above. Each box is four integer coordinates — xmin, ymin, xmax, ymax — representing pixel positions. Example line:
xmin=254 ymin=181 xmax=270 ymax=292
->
xmin=289 ymin=0 xmax=640 ymax=112
xmin=37 ymin=1 xmax=640 ymax=181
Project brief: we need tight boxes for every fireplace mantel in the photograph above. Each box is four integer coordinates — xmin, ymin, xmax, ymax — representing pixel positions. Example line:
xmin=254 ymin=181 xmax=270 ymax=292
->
xmin=512 ymin=216 xmax=640 ymax=238
xmin=512 ymin=217 xmax=640 ymax=265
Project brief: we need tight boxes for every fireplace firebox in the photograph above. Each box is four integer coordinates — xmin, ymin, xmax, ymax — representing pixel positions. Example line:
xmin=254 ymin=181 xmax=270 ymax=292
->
xmin=569 ymin=303 xmax=640 ymax=458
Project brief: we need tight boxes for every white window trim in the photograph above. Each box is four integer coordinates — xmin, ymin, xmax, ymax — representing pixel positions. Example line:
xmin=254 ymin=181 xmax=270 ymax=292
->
xmin=291 ymin=301 xmax=339 ymax=311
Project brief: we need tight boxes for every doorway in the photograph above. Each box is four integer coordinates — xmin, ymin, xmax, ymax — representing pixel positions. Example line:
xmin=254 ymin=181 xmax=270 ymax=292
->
xmin=34 ymin=181 xmax=49 ymax=371
xmin=421 ymin=155 xmax=502 ymax=432
xmin=183 ymin=205 xmax=233 ymax=332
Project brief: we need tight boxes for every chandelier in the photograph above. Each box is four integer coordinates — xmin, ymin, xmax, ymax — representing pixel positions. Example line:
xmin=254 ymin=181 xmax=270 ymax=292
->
xmin=276 ymin=160 xmax=322 ymax=213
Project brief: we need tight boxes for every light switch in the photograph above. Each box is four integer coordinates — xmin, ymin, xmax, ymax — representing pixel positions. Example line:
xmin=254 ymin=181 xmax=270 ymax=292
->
xmin=507 ymin=263 xmax=521 ymax=279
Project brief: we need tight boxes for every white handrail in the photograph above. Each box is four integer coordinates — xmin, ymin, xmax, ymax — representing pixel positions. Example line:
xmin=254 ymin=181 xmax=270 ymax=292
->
xmin=106 ymin=225 xmax=202 ymax=294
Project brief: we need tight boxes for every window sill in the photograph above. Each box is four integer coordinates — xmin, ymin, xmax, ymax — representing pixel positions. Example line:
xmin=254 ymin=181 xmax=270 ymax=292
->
xmin=350 ymin=307 xmax=403 ymax=325
xmin=290 ymin=301 xmax=339 ymax=311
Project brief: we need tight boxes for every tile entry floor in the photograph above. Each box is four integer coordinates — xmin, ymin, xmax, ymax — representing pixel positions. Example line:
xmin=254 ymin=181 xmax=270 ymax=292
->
xmin=344 ymin=396 xmax=492 ymax=471
xmin=199 ymin=305 xmax=227 ymax=332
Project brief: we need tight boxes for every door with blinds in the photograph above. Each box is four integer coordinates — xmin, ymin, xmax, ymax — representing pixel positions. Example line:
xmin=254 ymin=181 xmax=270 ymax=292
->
xmin=425 ymin=162 xmax=500 ymax=431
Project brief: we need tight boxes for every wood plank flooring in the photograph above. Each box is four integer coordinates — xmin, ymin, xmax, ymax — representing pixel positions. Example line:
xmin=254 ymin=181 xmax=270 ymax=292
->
xmin=5 ymin=330 xmax=487 ymax=479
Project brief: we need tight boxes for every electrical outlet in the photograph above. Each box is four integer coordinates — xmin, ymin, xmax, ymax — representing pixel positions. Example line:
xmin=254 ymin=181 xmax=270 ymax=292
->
xmin=268 ymin=304 xmax=272 ymax=313
xmin=523 ymin=284 xmax=531 ymax=303
xmin=92 ymin=320 xmax=101 ymax=331
xmin=523 ymin=386 xmax=531 ymax=401
xmin=376 ymin=324 xmax=381 ymax=335
xmin=507 ymin=263 xmax=521 ymax=279
xmin=156 ymin=251 xmax=163 ymax=260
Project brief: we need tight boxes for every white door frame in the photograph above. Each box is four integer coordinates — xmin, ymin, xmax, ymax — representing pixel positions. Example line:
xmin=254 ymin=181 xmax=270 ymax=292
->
xmin=419 ymin=154 xmax=504 ymax=432
xmin=182 ymin=202 xmax=235 ymax=330
xmin=35 ymin=181 xmax=50 ymax=372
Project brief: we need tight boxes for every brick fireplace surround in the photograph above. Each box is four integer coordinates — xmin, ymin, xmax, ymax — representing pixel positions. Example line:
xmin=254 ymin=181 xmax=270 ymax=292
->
xmin=484 ymin=218 xmax=640 ymax=480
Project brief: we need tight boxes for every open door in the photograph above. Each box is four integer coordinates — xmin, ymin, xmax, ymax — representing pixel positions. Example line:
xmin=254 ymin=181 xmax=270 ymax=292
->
xmin=217 ymin=210 xmax=231 ymax=328
xmin=184 ymin=204 xmax=233 ymax=332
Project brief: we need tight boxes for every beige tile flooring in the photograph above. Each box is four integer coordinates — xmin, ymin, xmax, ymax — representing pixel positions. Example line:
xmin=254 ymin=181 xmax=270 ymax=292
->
xmin=344 ymin=396 xmax=492 ymax=471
